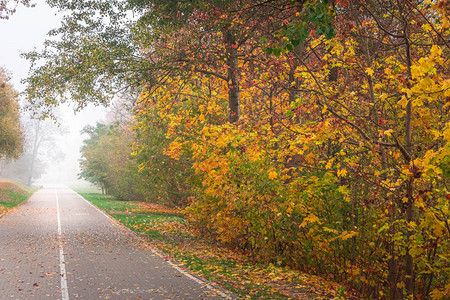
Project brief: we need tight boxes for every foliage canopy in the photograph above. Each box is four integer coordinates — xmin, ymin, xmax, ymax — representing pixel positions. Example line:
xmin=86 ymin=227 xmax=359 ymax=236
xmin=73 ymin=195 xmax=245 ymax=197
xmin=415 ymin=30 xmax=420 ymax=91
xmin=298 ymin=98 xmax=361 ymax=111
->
xmin=0 ymin=68 xmax=23 ymax=160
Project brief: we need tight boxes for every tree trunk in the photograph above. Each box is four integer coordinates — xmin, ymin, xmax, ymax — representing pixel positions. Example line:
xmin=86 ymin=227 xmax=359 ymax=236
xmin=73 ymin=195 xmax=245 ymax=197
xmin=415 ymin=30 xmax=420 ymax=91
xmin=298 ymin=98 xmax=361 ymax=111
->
xmin=223 ymin=28 xmax=240 ymax=123
xmin=404 ymin=31 xmax=415 ymax=296
xmin=27 ymin=121 xmax=41 ymax=186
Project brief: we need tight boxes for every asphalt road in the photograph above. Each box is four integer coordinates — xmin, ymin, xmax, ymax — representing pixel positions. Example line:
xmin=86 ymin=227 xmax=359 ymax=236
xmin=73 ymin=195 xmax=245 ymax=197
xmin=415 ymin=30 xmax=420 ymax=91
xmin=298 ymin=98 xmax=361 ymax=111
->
xmin=0 ymin=187 xmax=228 ymax=299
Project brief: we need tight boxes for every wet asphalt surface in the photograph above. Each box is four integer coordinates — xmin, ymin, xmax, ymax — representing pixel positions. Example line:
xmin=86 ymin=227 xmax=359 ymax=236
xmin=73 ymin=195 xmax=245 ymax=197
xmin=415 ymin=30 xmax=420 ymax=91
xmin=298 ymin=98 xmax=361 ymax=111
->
xmin=0 ymin=187 xmax=226 ymax=299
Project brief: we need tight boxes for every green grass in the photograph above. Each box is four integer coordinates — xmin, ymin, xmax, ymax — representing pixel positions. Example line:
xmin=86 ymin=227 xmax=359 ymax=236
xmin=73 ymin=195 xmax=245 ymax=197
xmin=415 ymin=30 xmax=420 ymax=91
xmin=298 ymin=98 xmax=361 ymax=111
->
xmin=113 ymin=214 xmax=167 ymax=239
xmin=79 ymin=193 xmax=140 ymax=212
xmin=0 ymin=181 xmax=32 ymax=214
xmin=113 ymin=213 xmax=191 ymax=239
xmin=0 ymin=190 xmax=29 ymax=208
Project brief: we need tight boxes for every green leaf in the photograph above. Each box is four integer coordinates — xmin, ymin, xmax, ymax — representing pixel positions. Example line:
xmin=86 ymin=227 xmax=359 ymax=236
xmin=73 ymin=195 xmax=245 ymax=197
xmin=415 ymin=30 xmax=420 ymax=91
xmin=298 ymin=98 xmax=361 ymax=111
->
xmin=273 ymin=48 xmax=281 ymax=57
xmin=286 ymin=110 xmax=294 ymax=118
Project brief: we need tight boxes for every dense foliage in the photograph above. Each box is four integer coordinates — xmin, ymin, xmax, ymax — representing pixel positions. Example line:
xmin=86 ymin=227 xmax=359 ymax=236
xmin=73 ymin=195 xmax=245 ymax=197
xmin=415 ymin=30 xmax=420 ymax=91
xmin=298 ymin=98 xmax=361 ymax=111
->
xmin=26 ymin=0 xmax=449 ymax=298
xmin=79 ymin=122 xmax=152 ymax=201
xmin=0 ymin=67 xmax=23 ymax=160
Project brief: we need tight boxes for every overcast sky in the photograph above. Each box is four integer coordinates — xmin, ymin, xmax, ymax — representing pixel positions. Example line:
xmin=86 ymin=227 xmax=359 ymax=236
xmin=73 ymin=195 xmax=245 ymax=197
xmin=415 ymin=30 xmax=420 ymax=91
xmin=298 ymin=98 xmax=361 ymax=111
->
xmin=0 ymin=0 xmax=107 ymax=186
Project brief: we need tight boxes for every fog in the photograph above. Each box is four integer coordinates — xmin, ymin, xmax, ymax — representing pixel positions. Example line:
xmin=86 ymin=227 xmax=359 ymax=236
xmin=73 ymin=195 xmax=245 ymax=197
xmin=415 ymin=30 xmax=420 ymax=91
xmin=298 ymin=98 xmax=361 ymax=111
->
xmin=0 ymin=0 xmax=106 ymax=189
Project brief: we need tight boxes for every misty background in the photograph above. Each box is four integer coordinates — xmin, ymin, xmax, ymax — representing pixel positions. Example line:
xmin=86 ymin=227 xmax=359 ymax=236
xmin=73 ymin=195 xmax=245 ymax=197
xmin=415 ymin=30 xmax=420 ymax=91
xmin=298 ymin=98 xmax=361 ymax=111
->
xmin=0 ymin=0 xmax=107 ymax=187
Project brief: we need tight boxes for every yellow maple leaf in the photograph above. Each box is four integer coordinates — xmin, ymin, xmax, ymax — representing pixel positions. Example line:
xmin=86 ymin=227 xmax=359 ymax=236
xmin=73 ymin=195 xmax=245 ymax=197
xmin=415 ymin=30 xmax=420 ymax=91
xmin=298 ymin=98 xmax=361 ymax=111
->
xmin=365 ymin=67 xmax=374 ymax=76
xmin=430 ymin=45 xmax=443 ymax=57
xmin=268 ymin=171 xmax=278 ymax=180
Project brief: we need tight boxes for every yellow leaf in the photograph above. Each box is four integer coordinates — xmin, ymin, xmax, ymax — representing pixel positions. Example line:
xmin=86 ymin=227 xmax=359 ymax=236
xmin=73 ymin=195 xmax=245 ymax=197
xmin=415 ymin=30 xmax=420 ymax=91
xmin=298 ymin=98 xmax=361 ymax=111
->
xmin=337 ymin=168 xmax=347 ymax=177
xmin=339 ymin=230 xmax=358 ymax=241
xmin=398 ymin=95 xmax=409 ymax=108
xmin=430 ymin=288 xmax=445 ymax=300
xmin=268 ymin=171 xmax=278 ymax=180
xmin=299 ymin=213 xmax=321 ymax=228
xmin=325 ymin=159 xmax=334 ymax=169
xmin=365 ymin=67 xmax=374 ymax=76
xmin=305 ymin=152 xmax=315 ymax=164
xmin=323 ymin=227 xmax=338 ymax=234
xmin=422 ymin=23 xmax=432 ymax=32
xmin=384 ymin=129 xmax=393 ymax=136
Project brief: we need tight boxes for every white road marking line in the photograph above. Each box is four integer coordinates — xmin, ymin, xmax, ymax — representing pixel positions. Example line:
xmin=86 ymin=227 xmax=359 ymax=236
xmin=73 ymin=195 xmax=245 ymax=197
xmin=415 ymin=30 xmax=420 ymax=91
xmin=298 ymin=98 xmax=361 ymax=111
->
xmin=55 ymin=190 xmax=70 ymax=300
xmin=164 ymin=259 xmax=233 ymax=299
xmin=72 ymin=190 xmax=233 ymax=299
xmin=72 ymin=191 xmax=116 ymax=221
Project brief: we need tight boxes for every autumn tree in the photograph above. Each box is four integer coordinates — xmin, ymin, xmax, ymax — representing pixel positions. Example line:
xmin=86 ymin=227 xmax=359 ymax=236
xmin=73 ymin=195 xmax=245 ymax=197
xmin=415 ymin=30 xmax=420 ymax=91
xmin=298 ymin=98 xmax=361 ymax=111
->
xmin=136 ymin=0 xmax=449 ymax=297
xmin=79 ymin=122 xmax=151 ymax=201
xmin=292 ymin=1 xmax=450 ymax=297
xmin=0 ymin=67 xmax=23 ymax=161
xmin=23 ymin=0 xmax=334 ymax=121
xmin=22 ymin=0 xmax=136 ymax=117
xmin=79 ymin=123 xmax=113 ymax=194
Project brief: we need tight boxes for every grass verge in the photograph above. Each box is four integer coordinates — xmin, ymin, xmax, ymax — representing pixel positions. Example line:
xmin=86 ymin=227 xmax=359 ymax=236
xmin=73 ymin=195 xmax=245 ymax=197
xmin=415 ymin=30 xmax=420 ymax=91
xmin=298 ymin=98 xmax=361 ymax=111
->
xmin=0 ymin=181 xmax=33 ymax=216
xmin=79 ymin=192 xmax=345 ymax=299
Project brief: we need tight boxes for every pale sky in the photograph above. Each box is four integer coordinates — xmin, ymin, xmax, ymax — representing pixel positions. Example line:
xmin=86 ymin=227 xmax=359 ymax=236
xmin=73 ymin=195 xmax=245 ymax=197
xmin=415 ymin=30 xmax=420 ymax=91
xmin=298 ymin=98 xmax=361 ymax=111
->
xmin=1 ymin=0 xmax=60 ymax=90
xmin=0 ymin=0 xmax=107 ymax=186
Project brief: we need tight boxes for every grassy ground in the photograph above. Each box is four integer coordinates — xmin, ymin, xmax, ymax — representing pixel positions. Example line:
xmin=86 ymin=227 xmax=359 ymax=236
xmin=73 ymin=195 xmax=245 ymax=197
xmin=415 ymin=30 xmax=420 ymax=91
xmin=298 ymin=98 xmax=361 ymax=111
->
xmin=0 ymin=181 xmax=33 ymax=216
xmin=79 ymin=192 xmax=345 ymax=299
